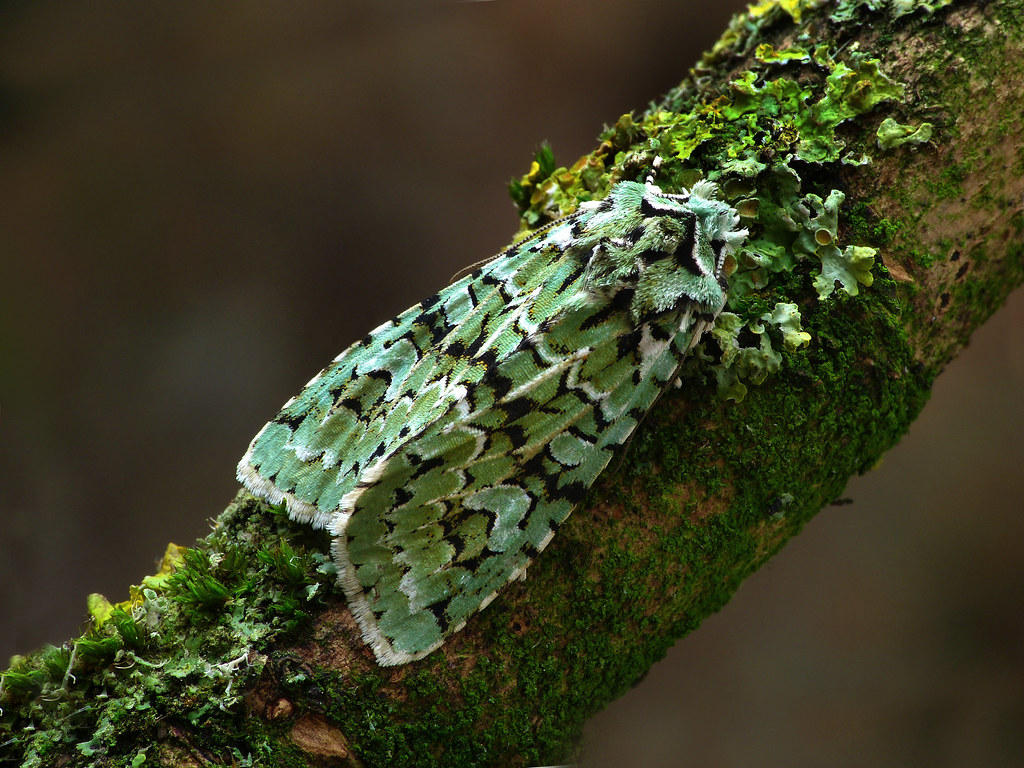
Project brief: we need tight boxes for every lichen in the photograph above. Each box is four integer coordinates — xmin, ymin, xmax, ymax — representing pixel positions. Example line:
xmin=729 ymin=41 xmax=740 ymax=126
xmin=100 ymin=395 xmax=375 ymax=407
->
xmin=510 ymin=33 xmax=914 ymax=404
xmin=877 ymin=116 xmax=935 ymax=148
xmin=830 ymin=0 xmax=957 ymax=20
xmin=0 ymin=496 xmax=336 ymax=766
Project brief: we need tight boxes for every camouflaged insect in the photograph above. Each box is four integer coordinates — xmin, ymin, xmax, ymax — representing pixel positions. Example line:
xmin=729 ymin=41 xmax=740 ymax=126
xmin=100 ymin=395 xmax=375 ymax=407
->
xmin=238 ymin=176 xmax=746 ymax=665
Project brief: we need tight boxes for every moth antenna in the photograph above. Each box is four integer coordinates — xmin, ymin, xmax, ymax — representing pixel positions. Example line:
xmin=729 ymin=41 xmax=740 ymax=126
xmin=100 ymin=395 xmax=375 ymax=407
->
xmin=450 ymin=255 xmax=497 ymax=282
xmin=644 ymin=155 xmax=664 ymax=188
xmin=449 ymin=206 xmax=585 ymax=283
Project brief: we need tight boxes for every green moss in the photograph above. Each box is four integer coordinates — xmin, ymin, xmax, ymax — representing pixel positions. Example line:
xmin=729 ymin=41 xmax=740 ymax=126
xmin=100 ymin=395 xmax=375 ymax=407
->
xmin=0 ymin=496 xmax=339 ymax=766
xmin=0 ymin=665 xmax=47 ymax=698
xmin=847 ymin=201 xmax=903 ymax=247
xmin=927 ymin=160 xmax=970 ymax=200
xmin=108 ymin=607 xmax=146 ymax=652
xmin=167 ymin=547 xmax=240 ymax=610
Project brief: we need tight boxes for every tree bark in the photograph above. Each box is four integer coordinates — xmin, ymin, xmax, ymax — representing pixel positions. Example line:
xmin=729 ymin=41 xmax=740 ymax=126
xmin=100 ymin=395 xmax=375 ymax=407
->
xmin=2 ymin=1 xmax=1022 ymax=766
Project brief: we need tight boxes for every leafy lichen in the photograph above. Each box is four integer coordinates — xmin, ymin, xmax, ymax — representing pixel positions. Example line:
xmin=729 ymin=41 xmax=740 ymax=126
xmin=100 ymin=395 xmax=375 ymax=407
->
xmin=511 ymin=32 xmax=915 ymax=404
xmin=877 ymin=116 xmax=935 ymax=148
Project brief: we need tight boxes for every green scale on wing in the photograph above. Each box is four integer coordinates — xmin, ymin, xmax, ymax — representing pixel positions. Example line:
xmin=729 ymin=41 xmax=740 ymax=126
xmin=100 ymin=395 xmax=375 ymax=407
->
xmin=238 ymin=178 xmax=746 ymax=665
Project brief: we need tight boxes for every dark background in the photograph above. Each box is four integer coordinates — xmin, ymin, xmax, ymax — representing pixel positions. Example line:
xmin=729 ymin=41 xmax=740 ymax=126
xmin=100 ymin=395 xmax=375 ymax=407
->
xmin=1 ymin=2 xmax=1021 ymax=766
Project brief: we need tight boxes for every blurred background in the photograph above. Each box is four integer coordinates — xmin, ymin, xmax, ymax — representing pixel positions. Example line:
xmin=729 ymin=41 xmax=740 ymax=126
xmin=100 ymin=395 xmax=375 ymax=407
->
xmin=1 ymin=2 xmax=1021 ymax=766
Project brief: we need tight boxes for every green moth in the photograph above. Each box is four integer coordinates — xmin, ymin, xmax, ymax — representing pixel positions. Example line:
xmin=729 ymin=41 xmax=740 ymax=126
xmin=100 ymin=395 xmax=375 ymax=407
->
xmin=237 ymin=175 xmax=746 ymax=665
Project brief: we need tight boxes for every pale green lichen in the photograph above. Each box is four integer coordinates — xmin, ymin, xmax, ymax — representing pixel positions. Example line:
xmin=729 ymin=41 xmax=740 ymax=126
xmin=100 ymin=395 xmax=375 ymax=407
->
xmin=877 ymin=117 xmax=935 ymax=148
xmin=87 ymin=592 xmax=116 ymax=625
xmin=748 ymin=0 xmax=828 ymax=23
xmin=764 ymin=302 xmax=813 ymax=351
xmin=830 ymin=0 xmax=956 ymax=21
xmin=510 ymin=36 xmax=915 ymax=403
xmin=754 ymin=43 xmax=814 ymax=64
xmin=737 ymin=53 xmax=904 ymax=164
xmin=815 ymin=244 xmax=878 ymax=298
xmin=709 ymin=302 xmax=811 ymax=401
xmin=791 ymin=189 xmax=878 ymax=298
xmin=754 ymin=0 xmax=955 ymax=22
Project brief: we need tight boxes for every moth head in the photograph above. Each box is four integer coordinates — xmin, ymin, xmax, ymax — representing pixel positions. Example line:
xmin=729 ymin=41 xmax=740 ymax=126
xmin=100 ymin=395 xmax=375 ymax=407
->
xmin=578 ymin=180 xmax=747 ymax=319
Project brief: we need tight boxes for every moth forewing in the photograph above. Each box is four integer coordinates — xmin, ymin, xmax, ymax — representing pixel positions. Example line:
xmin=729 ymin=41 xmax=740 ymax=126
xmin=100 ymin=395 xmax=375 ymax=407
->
xmin=237 ymin=177 xmax=745 ymax=666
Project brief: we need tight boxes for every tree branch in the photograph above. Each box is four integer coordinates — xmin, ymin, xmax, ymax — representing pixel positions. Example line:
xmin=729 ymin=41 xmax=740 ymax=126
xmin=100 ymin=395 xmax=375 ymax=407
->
xmin=3 ymin=1 xmax=1022 ymax=766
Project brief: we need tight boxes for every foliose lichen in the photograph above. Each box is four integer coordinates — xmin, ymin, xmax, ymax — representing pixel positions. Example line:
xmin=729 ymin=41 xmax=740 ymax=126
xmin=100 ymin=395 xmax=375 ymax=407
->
xmin=511 ymin=31 xmax=928 ymax=400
